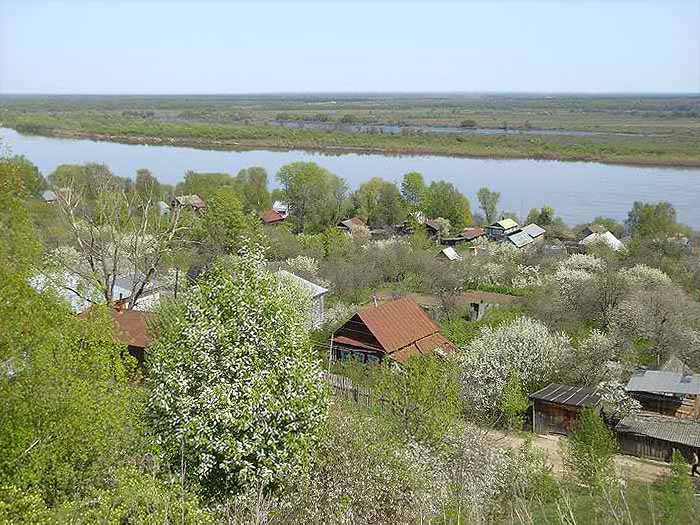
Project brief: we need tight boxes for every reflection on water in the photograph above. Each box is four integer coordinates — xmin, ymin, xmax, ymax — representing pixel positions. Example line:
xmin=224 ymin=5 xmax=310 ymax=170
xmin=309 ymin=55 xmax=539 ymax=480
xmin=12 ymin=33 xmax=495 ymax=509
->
xmin=1 ymin=127 xmax=698 ymax=226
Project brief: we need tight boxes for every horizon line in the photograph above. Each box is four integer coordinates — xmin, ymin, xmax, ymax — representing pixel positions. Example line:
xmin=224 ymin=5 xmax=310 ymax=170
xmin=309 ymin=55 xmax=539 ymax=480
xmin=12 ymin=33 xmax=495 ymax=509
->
xmin=1 ymin=90 xmax=699 ymax=97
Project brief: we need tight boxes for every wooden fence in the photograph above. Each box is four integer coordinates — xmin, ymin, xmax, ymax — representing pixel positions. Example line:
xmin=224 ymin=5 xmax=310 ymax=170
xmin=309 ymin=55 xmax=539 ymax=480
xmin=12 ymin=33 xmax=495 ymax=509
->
xmin=322 ymin=371 xmax=374 ymax=408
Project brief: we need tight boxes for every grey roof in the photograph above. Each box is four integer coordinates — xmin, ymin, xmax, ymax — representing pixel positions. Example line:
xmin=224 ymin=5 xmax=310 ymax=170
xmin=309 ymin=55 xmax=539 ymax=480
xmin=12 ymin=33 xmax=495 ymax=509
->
xmin=521 ymin=223 xmax=546 ymax=238
xmin=530 ymin=383 xmax=601 ymax=408
xmin=616 ymin=413 xmax=700 ymax=448
xmin=440 ymin=247 xmax=462 ymax=261
xmin=277 ymin=270 xmax=328 ymax=298
xmin=42 ymin=190 xmax=57 ymax=201
xmin=507 ymin=231 xmax=534 ymax=248
xmin=626 ymin=370 xmax=700 ymax=395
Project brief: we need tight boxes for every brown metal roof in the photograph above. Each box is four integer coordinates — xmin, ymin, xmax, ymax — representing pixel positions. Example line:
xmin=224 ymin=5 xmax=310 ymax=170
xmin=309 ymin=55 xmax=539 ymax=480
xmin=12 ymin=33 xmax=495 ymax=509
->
xmin=338 ymin=217 xmax=366 ymax=230
xmin=260 ymin=209 xmax=286 ymax=224
xmin=357 ymin=297 xmax=443 ymax=354
xmin=79 ymin=307 xmax=153 ymax=348
xmin=462 ymin=227 xmax=485 ymax=240
xmin=529 ymin=383 xmax=601 ymax=408
xmin=110 ymin=309 xmax=153 ymax=348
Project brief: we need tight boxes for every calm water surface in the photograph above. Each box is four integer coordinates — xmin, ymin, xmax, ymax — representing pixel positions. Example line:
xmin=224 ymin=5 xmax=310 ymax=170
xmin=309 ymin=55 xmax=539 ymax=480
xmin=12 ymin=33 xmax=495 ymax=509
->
xmin=1 ymin=127 xmax=698 ymax=226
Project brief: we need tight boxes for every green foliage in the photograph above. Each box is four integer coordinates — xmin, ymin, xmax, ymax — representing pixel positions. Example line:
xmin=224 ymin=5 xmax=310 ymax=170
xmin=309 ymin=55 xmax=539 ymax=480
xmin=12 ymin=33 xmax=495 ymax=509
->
xmin=357 ymin=177 xmax=405 ymax=227
xmin=146 ymin=249 xmax=327 ymax=499
xmin=499 ymin=373 xmax=529 ymax=430
xmin=626 ymin=201 xmax=679 ymax=238
xmin=234 ymin=166 xmax=271 ymax=211
xmin=370 ymin=355 xmax=462 ymax=444
xmin=48 ymin=163 xmax=127 ymax=200
xmin=659 ymin=450 xmax=697 ymax=524
xmin=422 ymin=180 xmax=471 ymax=230
xmin=400 ymin=171 xmax=426 ymax=210
xmin=193 ymin=186 xmax=262 ymax=257
xmin=0 ymin=155 xmax=45 ymax=198
xmin=133 ymin=168 xmax=162 ymax=200
xmin=276 ymin=162 xmax=347 ymax=233
xmin=563 ymin=408 xmax=617 ymax=491
xmin=526 ymin=205 xmax=555 ymax=226
xmin=57 ymin=466 xmax=214 ymax=524
xmin=0 ymin=297 xmax=144 ymax=507
xmin=441 ymin=306 xmax=526 ymax=347
xmin=592 ymin=215 xmax=625 ymax=238
xmin=176 ymin=170 xmax=234 ymax=200
xmin=477 ymin=186 xmax=500 ymax=224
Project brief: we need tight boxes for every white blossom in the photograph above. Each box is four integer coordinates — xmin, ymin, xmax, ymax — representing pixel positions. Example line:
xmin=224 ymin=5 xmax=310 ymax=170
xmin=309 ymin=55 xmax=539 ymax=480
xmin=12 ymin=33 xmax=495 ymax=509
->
xmin=459 ymin=317 xmax=571 ymax=417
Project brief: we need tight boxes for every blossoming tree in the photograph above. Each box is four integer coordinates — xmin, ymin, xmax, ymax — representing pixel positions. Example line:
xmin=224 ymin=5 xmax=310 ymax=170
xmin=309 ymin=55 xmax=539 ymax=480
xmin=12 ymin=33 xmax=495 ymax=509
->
xmin=146 ymin=246 xmax=327 ymax=498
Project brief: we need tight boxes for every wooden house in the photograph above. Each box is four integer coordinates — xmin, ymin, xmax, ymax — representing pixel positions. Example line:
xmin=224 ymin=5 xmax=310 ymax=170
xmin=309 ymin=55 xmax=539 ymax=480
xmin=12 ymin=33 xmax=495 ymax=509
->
xmin=616 ymin=412 xmax=700 ymax=463
xmin=626 ymin=369 xmax=700 ymax=419
xmin=521 ymin=223 xmax=546 ymax=241
xmin=332 ymin=297 xmax=457 ymax=364
xmin=171 ymin=194 xmax=205 ymax=212
xmin=485 ymin=218 xmax=519 ymax=241
xmin=530 ymin=383 xmax=601 ymax=435
xmin=440 ymin=227 xmax=485 ymax=247
xmin=337 ymin=217 xmax=366 ymax=235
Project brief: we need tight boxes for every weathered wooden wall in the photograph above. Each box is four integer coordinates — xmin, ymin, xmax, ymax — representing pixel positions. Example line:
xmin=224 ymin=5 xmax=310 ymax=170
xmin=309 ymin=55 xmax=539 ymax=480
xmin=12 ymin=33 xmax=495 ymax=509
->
xmin=533 ymin=401 xmax=581 ymax=435
xmin=616 ymin=432 xmax=692 ymax=463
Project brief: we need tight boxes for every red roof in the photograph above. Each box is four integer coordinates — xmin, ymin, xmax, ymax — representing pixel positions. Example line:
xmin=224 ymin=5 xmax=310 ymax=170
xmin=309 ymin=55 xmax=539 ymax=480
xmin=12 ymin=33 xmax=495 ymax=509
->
xmin=110 ymin=309 xmax=153 ymax=348
xmin=336 ymin=297 xmax=457 ymax=363
xmin=260 ymin=209 xmax=286 ymax=224
xmin=80 ymin=307 xmax=153 ymax=348
xmin=338 ymin=217 xmax=366 ymax=230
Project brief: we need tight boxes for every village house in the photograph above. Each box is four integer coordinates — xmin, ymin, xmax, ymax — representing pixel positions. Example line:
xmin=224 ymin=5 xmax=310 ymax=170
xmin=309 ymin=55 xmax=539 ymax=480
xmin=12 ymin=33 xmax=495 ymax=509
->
xmin=578 ymin=224 xmax=623 ymax=252
xmin=625 ymin=369 xmax=700 ymax=419
xmin=171 ymin=194 xmax=206 ymax=212
xmin=424 ymin=218 xmax=442 ymax=239
xmin=462 ymin=227 xmax=485 ymax=242
xmin=337 ymin=217 xmax=366 ymax=235
xmin=485 ymin=218 xmax=519 ymax=241
xmin=506 ymin=230 xmax=535 ymax=249
xmin=272 ymin=200 xmax=289 ymax=218
xmin=332 ymin=297 xmax=457 ymax=364
xmin=260 ymin=209 xmax=287 ymax=225
xmin=530 ymin=383 xmax=601 ymax=435
xmin=41 ymin=190 xmax=58 ymax=203
xmin=521 ymin=223 xmax=546 ymax=241
xmin=277 ymin=270 xmax=328 ymax=330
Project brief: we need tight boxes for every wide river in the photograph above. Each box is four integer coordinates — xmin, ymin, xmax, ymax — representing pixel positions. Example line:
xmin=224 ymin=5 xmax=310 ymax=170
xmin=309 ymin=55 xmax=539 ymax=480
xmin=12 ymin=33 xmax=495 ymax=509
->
xmin=2 ymin=127 xmax=699 ymax=226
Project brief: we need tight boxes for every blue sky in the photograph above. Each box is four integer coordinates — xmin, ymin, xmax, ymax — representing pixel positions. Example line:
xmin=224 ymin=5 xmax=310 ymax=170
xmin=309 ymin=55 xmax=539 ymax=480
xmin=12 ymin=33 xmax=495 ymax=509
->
xmin=1 ymin=0 xmax=698 ymax=94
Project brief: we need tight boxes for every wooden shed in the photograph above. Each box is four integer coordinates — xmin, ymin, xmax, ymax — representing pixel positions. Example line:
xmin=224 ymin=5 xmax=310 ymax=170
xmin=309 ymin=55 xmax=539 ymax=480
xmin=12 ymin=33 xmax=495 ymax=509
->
xmin=616 ymin=412 xmax=700 ymax=463
xmin=530 ymin=383 xmax=601 ymax=435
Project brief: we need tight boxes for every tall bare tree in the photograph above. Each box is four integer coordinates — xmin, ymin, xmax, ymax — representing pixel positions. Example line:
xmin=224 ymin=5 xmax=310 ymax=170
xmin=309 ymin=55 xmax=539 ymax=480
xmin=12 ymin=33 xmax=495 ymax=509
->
xmin=50 ymin=177 xmax=187 ymax=309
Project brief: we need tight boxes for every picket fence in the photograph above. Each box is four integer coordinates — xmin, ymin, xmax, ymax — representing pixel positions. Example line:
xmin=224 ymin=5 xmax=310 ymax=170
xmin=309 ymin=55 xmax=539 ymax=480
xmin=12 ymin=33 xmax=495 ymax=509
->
xmin=321 ymin=371 xmax=374 ymax=408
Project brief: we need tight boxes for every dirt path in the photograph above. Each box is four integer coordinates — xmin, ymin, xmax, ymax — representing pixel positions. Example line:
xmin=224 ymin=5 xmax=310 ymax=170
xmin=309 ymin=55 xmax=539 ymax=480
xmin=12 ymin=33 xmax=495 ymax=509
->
xmin=485 ymin=430 xmax=671 ymax=483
